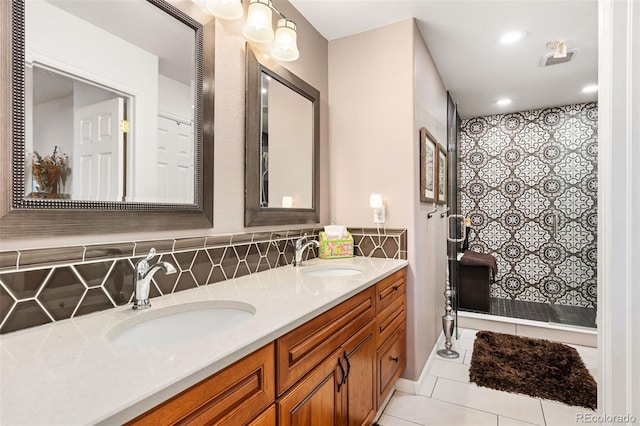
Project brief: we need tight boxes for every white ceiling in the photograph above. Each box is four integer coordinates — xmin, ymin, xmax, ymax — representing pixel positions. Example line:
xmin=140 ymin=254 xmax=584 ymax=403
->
xmin=289 ymin=0 xmax=598 ymax=119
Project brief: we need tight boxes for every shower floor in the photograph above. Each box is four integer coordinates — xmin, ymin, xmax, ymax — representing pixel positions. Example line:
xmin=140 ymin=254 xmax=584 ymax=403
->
xmin=466 ymin=298 xmax=597 ymax=329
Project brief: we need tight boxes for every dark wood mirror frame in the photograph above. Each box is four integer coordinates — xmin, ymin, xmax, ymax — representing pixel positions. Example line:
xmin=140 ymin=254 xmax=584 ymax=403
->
xmin=244 ymin=45 xmax=320 ymax=227
xmin=0 ymin=0 xmax=214 ymax=239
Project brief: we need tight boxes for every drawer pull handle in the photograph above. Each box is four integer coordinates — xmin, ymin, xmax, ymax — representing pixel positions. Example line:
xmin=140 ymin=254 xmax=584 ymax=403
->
xmin=342 ymin=351 xmax=351 ymax=384
xmin=392 ymin=285 xmax=399 ymax=291
xmin=391 ymin=356 xmax=399 ymax=363
xmin=337 ymin=357 xmax=346 ymax=392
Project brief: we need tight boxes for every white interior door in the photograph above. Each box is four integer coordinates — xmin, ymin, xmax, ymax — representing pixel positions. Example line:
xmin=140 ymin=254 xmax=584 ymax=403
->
xmin=157 ymin=116 xmax=194 ymax=204
xmin=72 ymin=97 xmax=123 ymax=201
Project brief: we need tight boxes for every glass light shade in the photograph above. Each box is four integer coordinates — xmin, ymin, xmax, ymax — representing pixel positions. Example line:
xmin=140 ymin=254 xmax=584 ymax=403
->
xmin=271 ymin=19 xmax=299 ymax=61
xmin=242 ymin=0 xmax=274 ymax=43
xmin=206 ymin=0 xmax=243 ymax=20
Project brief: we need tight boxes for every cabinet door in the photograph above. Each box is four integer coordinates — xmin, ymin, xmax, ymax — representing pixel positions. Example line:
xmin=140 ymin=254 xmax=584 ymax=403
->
xmin=278 ymin=348 xmax=346 ymax=426
xmin=377 ymin=325 xmax=406 ymax=408
xmin=342 ymin=322 xmax=376 ymax=426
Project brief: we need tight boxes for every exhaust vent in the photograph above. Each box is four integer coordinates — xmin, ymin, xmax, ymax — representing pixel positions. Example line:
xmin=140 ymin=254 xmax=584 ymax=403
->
xmin=542 ymin=49 xmax=577 ymax=66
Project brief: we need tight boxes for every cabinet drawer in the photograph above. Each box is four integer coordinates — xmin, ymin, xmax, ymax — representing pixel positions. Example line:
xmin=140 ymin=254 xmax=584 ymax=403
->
xmin=276 ymin=287 xmax=375 ymax=396
xmin=376 ymin=325 xmax=406 ymax=408
xmin=375 ymin=269 xmax=406 ymax=314
xmin=128 ymin=343 xmax=275 ymax=426
xmin=376 ymin=294 xmax=405 ymax=347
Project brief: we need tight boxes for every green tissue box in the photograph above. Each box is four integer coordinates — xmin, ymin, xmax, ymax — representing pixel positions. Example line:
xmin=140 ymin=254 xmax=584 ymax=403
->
xmin=319 ymin=231 xmax=354 ymax=259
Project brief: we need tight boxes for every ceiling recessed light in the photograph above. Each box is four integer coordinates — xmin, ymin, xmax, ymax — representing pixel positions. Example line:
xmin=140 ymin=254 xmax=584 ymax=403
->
xmin=499 ymin=31 xmax=526 ymax=44
xmin=496 ymin=98 xmax=512 ymax=106
xmin=582 ymin=84 xmax=598 ymax=93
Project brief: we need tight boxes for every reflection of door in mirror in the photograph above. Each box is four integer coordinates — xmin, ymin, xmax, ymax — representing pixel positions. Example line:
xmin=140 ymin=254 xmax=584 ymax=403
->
xmin=260 ymin=72 xmax=314 ymax=209
xmin=24 ymin=0 xmax=196 ymax=205
xmin=27 ymin=64 xmax=127 ymax=201
xmin=73 ymin=96 xmax=124 ymax=201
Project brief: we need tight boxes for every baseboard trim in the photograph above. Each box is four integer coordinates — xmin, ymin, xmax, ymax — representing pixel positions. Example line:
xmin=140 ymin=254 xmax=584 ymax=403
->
xmin=395 ymin=330 xmax=445 ymax=395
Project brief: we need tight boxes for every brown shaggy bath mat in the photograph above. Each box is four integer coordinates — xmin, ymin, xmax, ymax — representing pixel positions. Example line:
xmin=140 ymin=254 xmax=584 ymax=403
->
xmin=469 ymin=331 xmax=597 ymax=409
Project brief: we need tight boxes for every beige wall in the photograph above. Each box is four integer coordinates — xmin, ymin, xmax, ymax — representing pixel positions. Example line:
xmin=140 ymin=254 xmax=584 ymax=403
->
xmin=328 ymin=19 xmax=448 ymax=380
xmin=413 ymin=21 xmax=450 ymax=378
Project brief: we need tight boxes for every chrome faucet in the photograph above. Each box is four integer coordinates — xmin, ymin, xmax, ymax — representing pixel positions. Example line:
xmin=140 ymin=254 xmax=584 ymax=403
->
xmin=132 ymin=248 xmax=177 ymax=310
xmin=293 ymin=235 xmax=320 ymax=267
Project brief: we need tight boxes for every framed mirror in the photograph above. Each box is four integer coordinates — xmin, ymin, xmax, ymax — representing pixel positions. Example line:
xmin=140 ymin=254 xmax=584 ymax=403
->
xmin=0 ymin=0 xmax=214 ymax=238
xmin=245 ymin=44 xmax=320 ymax=226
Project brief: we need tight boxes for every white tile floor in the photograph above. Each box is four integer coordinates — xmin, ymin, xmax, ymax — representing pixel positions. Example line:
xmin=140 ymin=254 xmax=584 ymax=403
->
xmin=378 ymin=328 xmax=598 ymax=426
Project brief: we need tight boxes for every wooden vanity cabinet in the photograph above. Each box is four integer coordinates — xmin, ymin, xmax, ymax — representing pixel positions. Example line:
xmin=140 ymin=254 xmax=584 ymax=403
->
xmin=126 ymin=267 xmax=407 ymax=426
xmin=127 ymin=343 xmax=275 ymax=426
xmin=374 ymin=268 xmax=407 ymax=408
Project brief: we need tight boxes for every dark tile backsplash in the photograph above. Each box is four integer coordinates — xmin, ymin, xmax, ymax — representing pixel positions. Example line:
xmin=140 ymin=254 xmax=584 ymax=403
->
xmin=0 ymin=227 xmax=407 ymax=334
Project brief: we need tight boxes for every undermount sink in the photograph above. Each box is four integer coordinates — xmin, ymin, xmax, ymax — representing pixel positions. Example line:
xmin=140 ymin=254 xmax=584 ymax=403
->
xmin=301 ymin=265 xmax=364 ymax=278
xmin=107 ymin=300 xmax=255 ymax=346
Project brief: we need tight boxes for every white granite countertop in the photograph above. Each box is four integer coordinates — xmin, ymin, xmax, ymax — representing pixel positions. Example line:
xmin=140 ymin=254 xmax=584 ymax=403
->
xmin=0 ymin=256 xmax=408 ymax=425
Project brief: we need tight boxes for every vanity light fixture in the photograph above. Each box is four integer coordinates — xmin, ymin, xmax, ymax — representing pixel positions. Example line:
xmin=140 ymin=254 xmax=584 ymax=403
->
xmin=369 ymin=194 xmax=386 ymax=224
xmin=496 ymin=98 xmax=512 ymax=106
xmin=582 ymin=84 xmax=598 ymax=93
xmin=206 ymin=0 xmax=300 ymax=62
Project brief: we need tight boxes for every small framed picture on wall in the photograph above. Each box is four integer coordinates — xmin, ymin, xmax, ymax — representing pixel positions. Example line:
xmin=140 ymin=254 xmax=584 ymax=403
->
xmin=420 ymin=127 xmax=437 ymax=203
xmin=436 ymin=143 xmax=447 ymax=205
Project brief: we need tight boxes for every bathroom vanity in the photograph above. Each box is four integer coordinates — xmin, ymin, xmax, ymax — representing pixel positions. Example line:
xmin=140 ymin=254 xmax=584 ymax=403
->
xmin=0 ymin=257 xmax=407 ymax=425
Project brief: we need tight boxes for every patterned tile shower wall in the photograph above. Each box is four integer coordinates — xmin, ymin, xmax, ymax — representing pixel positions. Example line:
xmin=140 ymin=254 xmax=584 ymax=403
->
xmin=0 ymin=227 xmax=406 ymax=334
xmin=459 ymin=103 xmax=597 ymax=307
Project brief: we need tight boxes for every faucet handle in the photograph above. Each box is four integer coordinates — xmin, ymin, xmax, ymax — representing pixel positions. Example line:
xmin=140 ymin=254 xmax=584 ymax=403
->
xmin=295 ymin=234 xmax=311 ymax=248
xmin=136 ymin=248 xmax=157 ymax=274
xmin=144 ymin=248 xmax=157 ymax=261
